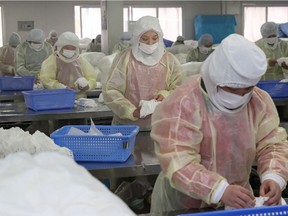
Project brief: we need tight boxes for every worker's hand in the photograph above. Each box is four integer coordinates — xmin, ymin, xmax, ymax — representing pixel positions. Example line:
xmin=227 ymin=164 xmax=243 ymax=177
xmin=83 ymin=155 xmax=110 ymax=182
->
xmin=77 ymin=84 xmax=89 ymax=92
xmin=133 ymin=107 xmax=141 ymax=119
xmin=259 ymin=179 xmax=282 ymax=206
xmin=154 ymin=94 xmax=164 ymax=101
xmin=281 ymin=62 xmax=288 ymax=69
xmin=268 ymin=59 xmax=277 ymax=66
xmin=220 ymin=185 xmax=255 ymax=208
xmin=34 ymin=78 xmax=41 ymax=84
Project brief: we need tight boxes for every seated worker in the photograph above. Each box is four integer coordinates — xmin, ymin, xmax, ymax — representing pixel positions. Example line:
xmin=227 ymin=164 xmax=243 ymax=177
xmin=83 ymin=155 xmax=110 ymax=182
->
xmin=0 ymin=32 xmax=21 ymax=76
xmin=15 ymin=28 xmax=53 ymax=82
xmin=40 ymin=31 xmax=97 ymax=98
xmin=150 ymin=34 xmax=288 ymax=213
xmin=172 ymin=36 xmax=185 ymax=46
xmin=46 ymin=30 xmax=58 ymax=47
xmin=186 ymin=33 xmax=214 ymax=62
xmin=86 ymin=34 xmax=101 ymax=52
xmin=255 ymin=22 xmax=288 ymax=80
xmin=112 ymin=32 xmax=132 ymax=54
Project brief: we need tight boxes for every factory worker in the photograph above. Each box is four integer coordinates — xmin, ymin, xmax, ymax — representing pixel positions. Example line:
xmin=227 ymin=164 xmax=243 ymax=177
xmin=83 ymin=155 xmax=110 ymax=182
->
xmin=15 ymin=28 xmax=53 ymax=81
xmin=255 ymin=22 xmax=288 ymax=80
xmin=172 ymin=36 xmax=185 ymax=46
xmin=102 ymin=16 xmax=183 ymax=131
xmin=0 ymin=32 xmax=21 ymax=76
xmin=150 ymin=34 xmax=288 ymax=213
xmin=112 ymin=31 xmax=132 ymax=54
xmin=86 ymin=34 xmax=101 ymax=52
xmin=40 ymin=32 xmax=97 ymax=98
xmin=186 ymin=33 xmax=214 ymax=62
xmin=46 ymin=30 xmax=58 ymax=47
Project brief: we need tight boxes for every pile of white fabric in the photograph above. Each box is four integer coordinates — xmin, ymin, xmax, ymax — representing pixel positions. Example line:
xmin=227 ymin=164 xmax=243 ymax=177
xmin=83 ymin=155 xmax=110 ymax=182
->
xmin=0 ymin=127 xmax=73 ymax=158
xmin=0 ymin=152 xmax=136 ymax=216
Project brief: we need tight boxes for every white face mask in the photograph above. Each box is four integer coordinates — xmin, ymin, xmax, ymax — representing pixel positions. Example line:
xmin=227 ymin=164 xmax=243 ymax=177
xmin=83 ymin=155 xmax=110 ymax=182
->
xmin=62 ymin=49 xmax=76 ymax=59
xmin=199 ymin=46 xmax=212 ymax=55
xmin=139 ymin=42 xmax=159 ymax=54
xmin=30 ymin=42 xmax=44 ymax=51
xmin=264 ymin=37 xmax=278 ymax=45
xmin=214 ymin=88 xmax=252 ymax=110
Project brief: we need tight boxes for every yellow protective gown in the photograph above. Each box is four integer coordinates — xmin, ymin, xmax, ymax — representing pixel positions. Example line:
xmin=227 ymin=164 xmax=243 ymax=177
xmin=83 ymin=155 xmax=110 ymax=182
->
xmin=40 ymin=53 xmax=97 ymax=97
xmin=0 ymin=45 xmax=15 ymax=76
xmin=255 ymin=39 xmax=288 ymax=80
xmin=102 ymin=48 xmax=183 ymax=131
xmin=150 ymin=75 xmax=288 ymax=212
xmin=15 ymin=41 xmax=53 ymax=78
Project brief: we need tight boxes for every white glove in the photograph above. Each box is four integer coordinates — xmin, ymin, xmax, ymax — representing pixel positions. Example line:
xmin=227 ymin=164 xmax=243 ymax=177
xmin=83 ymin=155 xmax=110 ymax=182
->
xmin=139 ymin=99 xmax=161 ymax=118
xmin=74 ymin=77 xmax=89 ymax=89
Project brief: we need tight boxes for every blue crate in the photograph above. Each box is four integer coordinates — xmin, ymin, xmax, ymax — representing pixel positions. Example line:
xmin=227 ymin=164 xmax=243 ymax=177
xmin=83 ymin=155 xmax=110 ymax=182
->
xmin=0 ymin=76 xmax=35 ymax=91
xmin=50 ymin=125 xmax=140 ymax=162
xmin=22 ymin=89 xmax=76 ymax=111
xmin=178 ymin=205 xmax=288 ymax=216
xmin=257 ymin=80 xmax=288 ymax=99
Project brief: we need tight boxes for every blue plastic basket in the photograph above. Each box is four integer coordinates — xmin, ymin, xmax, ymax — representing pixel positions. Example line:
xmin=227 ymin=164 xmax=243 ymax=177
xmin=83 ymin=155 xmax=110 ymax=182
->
xmin=0 ymin=76 xmax=35 ymax=91
xmin=257 ymin=80 xmax=288 ymax=99
xmin=22 ymin=89 xmax=76 ymax=111
xmin=50 ymin=125 xmax=140 ymax=162
xmin=178 ymin=205 xmax=288 ymax=216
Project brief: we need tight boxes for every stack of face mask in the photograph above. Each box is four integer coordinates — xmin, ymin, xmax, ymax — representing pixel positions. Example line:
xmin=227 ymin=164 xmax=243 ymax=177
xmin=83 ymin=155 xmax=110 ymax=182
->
xmin=74 ymin=77 xmax=89 ymax=89
xmin=75 ymin=98 xmax=98 ymax=108
xmin=139 ymin=99 xmax=161 ymax=118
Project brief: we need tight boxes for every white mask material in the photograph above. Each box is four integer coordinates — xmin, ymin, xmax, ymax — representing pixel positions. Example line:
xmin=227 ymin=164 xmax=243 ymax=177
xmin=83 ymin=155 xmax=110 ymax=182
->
xmin=199 ymin=47 xmax=212 ymax=55
xmin=62 ymin=49 xmax=76 ymax=59
xmin=30 ymin=43 xmax=44 ymax=51
xmin=264 ymin=37 xmax=278 ymax=45
xmin=139 ymin=42 xmax=159 ymax=54
xmin=214 ymin=88 xmax=251 ymax=110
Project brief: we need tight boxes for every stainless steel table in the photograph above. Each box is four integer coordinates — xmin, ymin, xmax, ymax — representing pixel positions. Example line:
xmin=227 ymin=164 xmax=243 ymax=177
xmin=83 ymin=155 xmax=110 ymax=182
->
xmin=0 ymin=99 xmax=112 ymax=123
xmin=79 ymin=131 xmax=161 ymax=179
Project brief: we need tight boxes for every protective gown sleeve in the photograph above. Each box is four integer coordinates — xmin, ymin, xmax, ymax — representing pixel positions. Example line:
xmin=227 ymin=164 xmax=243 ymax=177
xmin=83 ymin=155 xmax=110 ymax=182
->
xmin=79 ymin=56 xmax=97 ymax=90
xmin=0 ymin=46 xmax=14 ymax=76
xmin=102 ymin=50 xmax=137 ymax=121
xmin=15 ymin=44 xmax=31 ymax=76
xmin=151 ymin=80 xmax=226 ymax=205
xmin=157 ymin=52 xmax=183 ymax=98
xmin=254 ymin=89 xmax=288 ymax=188
xmin=39 ymin=55 xmax=66 ymax=89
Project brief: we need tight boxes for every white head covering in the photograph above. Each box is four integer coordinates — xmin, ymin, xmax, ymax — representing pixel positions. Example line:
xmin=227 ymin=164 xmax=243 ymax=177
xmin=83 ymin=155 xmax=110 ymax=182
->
xmin=260 ymin=22 xmax=278 ymax=38
xmin=27 ymin=28 xmax=45 ymax=43
xmin=131 ymin=16 xmax=165 ymax=66
xmin=201 ymin=34 xmax=267 ymax=113
xmin=121 ymin=31 xmax=131 ymax=41
xmin=8 ymin=32 xmax=21 ymax=47
xmin=55 ymin=32 xmax=80 ymax=62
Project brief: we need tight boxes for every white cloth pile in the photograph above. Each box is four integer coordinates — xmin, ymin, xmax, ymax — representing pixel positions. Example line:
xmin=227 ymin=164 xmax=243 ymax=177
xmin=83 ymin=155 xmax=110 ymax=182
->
xmin=75 ymin=98 xmax=98 ymax=108
xmin=139 ymin=99 xmax=161 ymax=118
xmin=0 ymin=152 xmax=136 ymax=216
xmin=0 ymin=127 xmax=73 ymax=158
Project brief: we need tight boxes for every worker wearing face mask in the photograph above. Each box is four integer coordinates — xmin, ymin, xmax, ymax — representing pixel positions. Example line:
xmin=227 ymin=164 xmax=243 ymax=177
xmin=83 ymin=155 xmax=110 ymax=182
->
xmin=112 ymin=32 xmax=132 ymax=54
xmin=0 ymin=32 xmax=21 ymax=76
xmin=150 ymin=34 xmax=288 ymax=213
xmin=255 ymin=22 xmax=288 ymax=80
xmin=40 ymin=32 xmax=97 ymax=98
xmin=186 ymin=33 xmax=214 ymax=62
xmin=102 ymin=16 xmax=183 ymax=131
xmin=15 ymin=28 xmax=53 ymax=81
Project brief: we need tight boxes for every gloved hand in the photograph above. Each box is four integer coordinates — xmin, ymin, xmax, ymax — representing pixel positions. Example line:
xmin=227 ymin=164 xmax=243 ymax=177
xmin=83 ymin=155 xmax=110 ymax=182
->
xmin=221 ymin=185 xmax=255 ymax=209
xmin=74 ymin=77 xmax=89 ymax=91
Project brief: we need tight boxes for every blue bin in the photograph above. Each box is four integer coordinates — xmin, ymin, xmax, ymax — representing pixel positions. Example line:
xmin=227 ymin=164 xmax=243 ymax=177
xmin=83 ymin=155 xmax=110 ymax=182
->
xmin=0 ymin=76 xmax=35 ymax=91
xmin=257 ymin=80 xmax=288 ymax=99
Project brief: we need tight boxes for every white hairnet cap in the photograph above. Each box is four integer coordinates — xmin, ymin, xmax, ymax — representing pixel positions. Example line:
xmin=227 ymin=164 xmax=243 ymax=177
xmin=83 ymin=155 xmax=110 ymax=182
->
xmin=198 ymin=34 xmax=213 ymax=46
xmin=260 ymin=22 xmax=278 ymax=38
xmin=201 ymin=33 xmax=267 ymax=88
xmin=27 ymin=28 xmax=45 ymax=43
xmin=49 ymin=30 xmax=58 ymax=38
xmin=132 ymin=16 xmax=163 ymax=38
xmin=9 ymin=32 xmax=21 ymax=47
xmin=121 ymin=32 xmax=131 ymax=40
xmin=55 ymin=32 xmax=80 ymax=48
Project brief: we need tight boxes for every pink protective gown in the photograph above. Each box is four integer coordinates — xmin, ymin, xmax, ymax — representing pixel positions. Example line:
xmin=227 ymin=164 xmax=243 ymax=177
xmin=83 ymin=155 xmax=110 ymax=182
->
xmin=150 ymin=75 xmax=288 ymax=212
